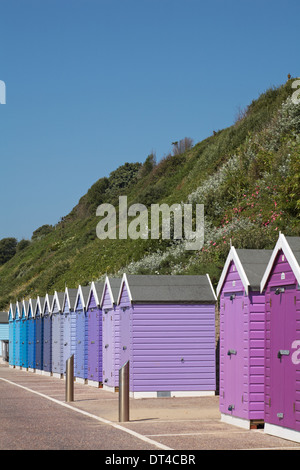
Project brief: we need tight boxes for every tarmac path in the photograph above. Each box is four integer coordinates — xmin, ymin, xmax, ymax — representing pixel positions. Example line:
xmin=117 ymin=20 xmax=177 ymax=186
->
xmin=1 ymin=364 xmax=300 ymax=452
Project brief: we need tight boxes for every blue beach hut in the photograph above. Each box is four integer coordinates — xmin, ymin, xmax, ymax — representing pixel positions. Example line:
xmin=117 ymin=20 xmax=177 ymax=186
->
xmin=8 ymin=303 xmax=16 ymax=367
xmin=27 ymin=298 xmax=37 ymax=371
xmin=62 ymin=287 xmax=77 ymax=375
xmin=74 ymin=285 xmax=90 ymax=383
xmin=20 ymin=300 xmax=29 ymax=369
xmin=51 ymin=291 xmax=65 ymax=378
xmin=42 ymin=294 xmax=53 ymax=375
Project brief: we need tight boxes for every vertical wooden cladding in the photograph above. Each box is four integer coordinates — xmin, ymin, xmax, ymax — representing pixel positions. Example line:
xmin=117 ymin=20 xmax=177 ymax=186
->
xmin=74 ymin=285 xmax=90 ymax=380
xmin=34 ymin=297 xmax=44 ymax=371
xmin=14 ymin=302 xmax=21 ymax=367
xmin=118 ymin=274 xmax=217 ymax=396
xmin=217 ymin=247 xmax=272 ymax=426
xmin=20 ymin=300 xmax=29 ymax=369
xmin=101 ymin=277 xmax=122 ymax=389
xmin=86 ymin=282 xmax=104 ymax=384
xmin=43 ymin=294 xmax=53 ymax=373
xmin=51 ymin=291 xmax=65 ymax=376
xmin=8 ymin=303 xmax=16 ymax=367
xmin=27 ymin=299 xmax=36 ymax=370
xmin=62 ymin=287 xmax=77 ymax=375
xmin=260 ymin=234 xmax=300 ymax=440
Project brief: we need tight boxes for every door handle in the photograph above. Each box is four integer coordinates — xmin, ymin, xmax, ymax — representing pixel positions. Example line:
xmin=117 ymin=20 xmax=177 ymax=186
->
xmin=227 ymin=349 xmax=237 ymax=356
xmin=277 ymin=350 xmax=290 ymax=359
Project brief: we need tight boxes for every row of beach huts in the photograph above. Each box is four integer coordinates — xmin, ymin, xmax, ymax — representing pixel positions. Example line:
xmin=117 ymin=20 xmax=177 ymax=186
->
xmin=6 ymin=232 xmax=300 ymax=443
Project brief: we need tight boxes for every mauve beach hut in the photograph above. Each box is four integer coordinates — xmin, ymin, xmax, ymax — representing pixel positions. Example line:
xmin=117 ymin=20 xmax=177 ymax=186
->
xmin=62 ymin=287 xmax=77 ymax=375
xmin=260 ymin=233 xmax=300 ymax=443
xmin=8 ymin=303 xmax=16 ymax=367
xmin=42 ymin=294 xmax=53 ymax=375
xmin=100 ymin=276 xmax=122 ymax=391
xmin=74 ymin=285 xmax=90 ymax=383
xmin=216 ymin=246 xmax=272 ymax=429
xmin=117 ymin=273 xmax=217 ymax=398
xmin=51 ymin=291 xmax=65 ymax=378
xmin=86 ymin=281 xmax=105 ymax=387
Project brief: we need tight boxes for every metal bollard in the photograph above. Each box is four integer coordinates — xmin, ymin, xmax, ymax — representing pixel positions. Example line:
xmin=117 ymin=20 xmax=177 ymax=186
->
xmin=119 ymin=360 xmax=130 ymax=422
xmin=65 ymin=354 xmax=74 ymax=402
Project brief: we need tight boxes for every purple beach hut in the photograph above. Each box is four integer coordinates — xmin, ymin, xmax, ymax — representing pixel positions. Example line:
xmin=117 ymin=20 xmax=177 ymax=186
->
xmin=117 ymin=273 xmax=217 ymax=398
xmin=260 ymin=233 xmax=300 ymax=443
xmin=86 ymin=281 xmax=105 ymax=387
xmin=217 ymin=246 xmax=272 ymax=429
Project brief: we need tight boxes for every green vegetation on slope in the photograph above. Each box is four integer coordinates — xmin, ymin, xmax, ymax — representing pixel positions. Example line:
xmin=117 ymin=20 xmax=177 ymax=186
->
xmin=0 ymin=79 xmax=299 ymax=309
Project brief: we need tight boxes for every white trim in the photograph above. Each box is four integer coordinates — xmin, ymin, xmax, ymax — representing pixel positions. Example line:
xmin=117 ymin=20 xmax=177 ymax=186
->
xmin=100 ymin=275 xmax=114 ymax=309
xmin=34 ymin=296 xmax=43 ymax=318
xmin=75 ymin=377 xmax=86 ymax=384
xmin=220 ymin=413 xmax=251 ymax=429
xmin=264 ymin=422 xmax=300 ymax=444
xmin=22 ymin=299 xmax=29 ymax=319
xmin=216 ymin=246 xmax=250 ymax=297
xmin=9 ymin=303 xmax=15 ymax=321
xmin=41 ymin=370 xmax=51 ymax=377
xmin=74 ymin=285 xmax=88 ymax=312
xmin=86 ymin=281 xmax=102 ymax=309
xmin=87 ymin=379 xmax=101 ymax=388
xmin=51 ymin=291 xmax=64 ymax=315
xmin=260 ymin=233 xmax=300 ymax=292
xmin=206 ymin=273 xmax=217 ymax=301
xmin=62 ymin=286 xmax=69 ymax=313
xmin=43 ymin=293 xmax=52 ymax=316
xmin=130 ymin=390 xmax=215 ymax=399
xmin=117 ymin=273 xmax=133 ymax=305
xmin=28 ymin=298 xmax=36 ymax=319
xmin=102 ymin=384 xmax=117 ymax=393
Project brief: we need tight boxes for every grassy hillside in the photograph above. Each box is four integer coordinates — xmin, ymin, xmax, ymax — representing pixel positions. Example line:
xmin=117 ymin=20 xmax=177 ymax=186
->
xmin=1 ymin=78 xmax=299 ymax=309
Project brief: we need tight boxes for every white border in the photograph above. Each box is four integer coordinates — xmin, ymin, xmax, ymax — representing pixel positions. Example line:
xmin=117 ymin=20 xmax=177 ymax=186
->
xmin=264 ymin=422 xmax=300 ymax=444
xmin=117 ymin=273 xmax=133 ymax=305
xmin=260 ymin=233 xmax=300 ymax=292
xmin=216 ymin=246 xmax=250 ymax=297
xmin=130 ymin=390 xmax=215 ymax=399
xmin=220 ymin=413 xmax=250 ymax=429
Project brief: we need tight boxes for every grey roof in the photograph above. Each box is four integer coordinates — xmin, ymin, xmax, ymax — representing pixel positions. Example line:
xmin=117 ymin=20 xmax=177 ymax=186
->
xmin=30 ymin=298 xmax=37 ymax=315
xmin=53 ymin=291 xmax=65 ymax=312
xmin=0 ymin=312 xmax=8 ymax=323
xmin=22 ymin=300 xmax=29 ymax=314
xmin=285 ymin=236 xmax=300 ymax=267
xmin=235 ymin=249 xmax=273 ymax=290
xmin=108 ymin=277 xmax=122 ymax=304
xmin=80 ymin=285 xmax=91 ymax=307
xmin=124 ymin=274 xmax=216 ymax=303
xmin=93 ymin=282 xmax=105 ymax=306
xmin=64 ymin=288 xmax=78 ymax=311
xmin=43 ymin=294 xmax=54 ymax=313
xmin=37 ymin=297 xmax=45 ymax=314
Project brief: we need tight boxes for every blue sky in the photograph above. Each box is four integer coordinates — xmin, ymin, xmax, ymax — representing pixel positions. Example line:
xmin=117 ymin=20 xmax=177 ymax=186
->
xmin=0 ymin=0 xmax=299 ymax=240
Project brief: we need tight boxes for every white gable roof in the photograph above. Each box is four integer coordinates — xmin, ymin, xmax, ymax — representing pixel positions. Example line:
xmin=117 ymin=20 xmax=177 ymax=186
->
xmin=260 ymin=233 xmax=300 ymax=292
